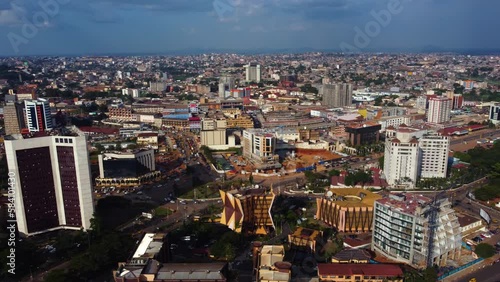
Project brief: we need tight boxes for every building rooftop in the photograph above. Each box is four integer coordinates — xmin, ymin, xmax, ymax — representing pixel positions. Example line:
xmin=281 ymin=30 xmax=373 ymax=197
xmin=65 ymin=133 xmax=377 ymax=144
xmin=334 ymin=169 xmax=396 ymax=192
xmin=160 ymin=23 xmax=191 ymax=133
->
xmin=323 ymin=188 xmax=382 ymax=208
xmin=132 ymin=233 xmax=165 ymax=259
xmin=156 ymin=263 xmax=226 ymax=280
xmin=332 ymin=248 xmax=372 ymax=262
xmin=376 ymin=193 xmax=433 ymax=215
xmin=317 ymin=263 xmax=403 ymax=277
xmin=457 ymin=214 xmax=482 ymax=227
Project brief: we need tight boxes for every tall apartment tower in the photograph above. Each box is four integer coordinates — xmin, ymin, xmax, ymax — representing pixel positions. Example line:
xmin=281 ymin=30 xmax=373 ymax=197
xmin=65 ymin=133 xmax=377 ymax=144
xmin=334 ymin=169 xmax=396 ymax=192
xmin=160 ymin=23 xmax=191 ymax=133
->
xmin=218 ymin=75 xmax=236 ymax=98
xmin=321 ymin=83 xmax=353 ymax=108
xmin=4 ymin=101 xmax=26 ymax=135
xmin=383 ymin=127 xmax=449 ymax=187
xmin=489 ymin=103 xmax=500 ymax=124
xmin=245 ymin=63 xmax=261 ymax=83
xmin=427 ymin=97 xmax=451 ymax=124
xmin=372 ymin=194 xmax=461 ymax=268
xmin=4 ymin=134 xmax=94 ymax=236
xmin=24 ymin=99 xmax=53 ymax=132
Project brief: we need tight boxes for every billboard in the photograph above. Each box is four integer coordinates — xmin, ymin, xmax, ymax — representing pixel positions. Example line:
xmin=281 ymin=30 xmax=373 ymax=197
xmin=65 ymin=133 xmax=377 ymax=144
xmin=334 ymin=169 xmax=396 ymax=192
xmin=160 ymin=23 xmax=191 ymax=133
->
xmin=480 ymin=208 xmax=491 ymax=224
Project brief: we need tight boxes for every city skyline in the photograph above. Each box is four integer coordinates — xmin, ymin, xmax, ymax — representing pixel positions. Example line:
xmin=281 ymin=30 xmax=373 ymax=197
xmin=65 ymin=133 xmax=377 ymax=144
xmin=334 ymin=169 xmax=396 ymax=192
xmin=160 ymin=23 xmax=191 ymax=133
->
xmin=0 ymin=0 xmax=499 ymax=56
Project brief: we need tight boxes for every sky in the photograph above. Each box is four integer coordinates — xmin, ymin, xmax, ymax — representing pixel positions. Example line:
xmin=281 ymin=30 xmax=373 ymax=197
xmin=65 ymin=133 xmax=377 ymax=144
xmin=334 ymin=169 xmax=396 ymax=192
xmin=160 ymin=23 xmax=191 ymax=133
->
xmin=0 ymin=0 xmax=499 ymax=56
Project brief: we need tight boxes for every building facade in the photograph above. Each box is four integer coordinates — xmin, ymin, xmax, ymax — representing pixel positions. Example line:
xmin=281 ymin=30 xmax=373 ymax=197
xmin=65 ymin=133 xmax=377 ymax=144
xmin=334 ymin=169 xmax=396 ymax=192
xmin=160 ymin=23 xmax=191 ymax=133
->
xmin=321 ymin=83 xmax=353 ymax=108
xmin=4 ymin=101 xmax=26 ymax=135
xmin=317 ymin=264 xmax=403 ymax=282
xmin=4 ymin=134 xmax=94 ymax=236
xmin=242 ymin=129 xmax=277 ymax=163
xmin=24 ymin=99 xmax=53 ymax=132
xmin=316 ymin=188 xmax=381 ymax=233
xmin=96 ymin=149 xmax=160 ymax=187
xmin=344 ymin=123 xmax=381 ymax=146
xmin=384 ymin=127 xmax=449 ymax=187
xmin=372 ymin=194 xmax=462 ymax=268
xmin=219 ymin=189 xmax=275 ymax=235
xmin=489 ymin=103 xmax=500 ymax=124
xmin=245 ymin=63 xmax=261 ymax=83
xmin=427 ymin=97 xmax=451 ymax=124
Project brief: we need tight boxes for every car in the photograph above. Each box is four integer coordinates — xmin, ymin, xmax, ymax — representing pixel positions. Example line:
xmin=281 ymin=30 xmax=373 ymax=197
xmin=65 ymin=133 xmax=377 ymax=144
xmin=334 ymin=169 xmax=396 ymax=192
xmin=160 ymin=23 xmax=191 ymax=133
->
xmin=170 ymin=200 xmax=175 ymax=204
xmin=482 ymin=233 xmax=492 ymax=238
xmin=180 ymin=201 xmax=187 ymax=205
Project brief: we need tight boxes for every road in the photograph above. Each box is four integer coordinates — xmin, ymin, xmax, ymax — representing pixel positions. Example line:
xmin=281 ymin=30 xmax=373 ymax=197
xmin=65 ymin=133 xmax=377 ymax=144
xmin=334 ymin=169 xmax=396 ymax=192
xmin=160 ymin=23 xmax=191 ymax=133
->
xmin=454 ymin=261 xmax=500 ymax=282
xmin=450 ymin=129 xmax=500 ymax=146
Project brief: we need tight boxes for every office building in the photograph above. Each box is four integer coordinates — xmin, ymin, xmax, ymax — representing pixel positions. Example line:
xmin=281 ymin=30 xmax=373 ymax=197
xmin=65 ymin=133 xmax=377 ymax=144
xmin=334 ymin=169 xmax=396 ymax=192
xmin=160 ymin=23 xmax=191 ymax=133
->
xmin=200 ymin=118 xmax=227 ymax=147
xmin=316 ymin=188 xmax=381 ymax=233
xmin=218 ymin=75 xmax=236 ymax=98
xmin=122 ymin=88 xmax=140 ymax=98
xmin=109 ymin=105 xmax=134 ymax=121
xmin=24 ymin=99 xmax=53 ymax=132
xmin=317 ymin=264 xmax=403 ymax=282
xmin=253 ymin=244 xmax=291 ymax=282
xmin=219 ymin=188 xmax=275 ymax=235
xmin=4 ymin=133 xmax=94 ymax=236
xmin=321 ymin=83 xmax=353 ymax=108
xmin=96 ymin=149 xmax=160 ymax=187
xmin=344 ymin=123 xmax=382 ymax=146
xmin=427 ymin=97 xmax=451 ymax=124
xmin=489 ymin=103 xmax=500 ymax=124
xmin=245 ymin=63 xmax=261 ymax=83
xmin=4 ymin=101 xmax=26 ymax=135
xmin=383 ymin=127 xmax=449 ymax=187
xmin=372 ymin=193 xmax=461 ymax=268
xmin=149 ymin=82 xmax=167 ymax=93
xmin=242 ymin=129 xmax=277 ymax=164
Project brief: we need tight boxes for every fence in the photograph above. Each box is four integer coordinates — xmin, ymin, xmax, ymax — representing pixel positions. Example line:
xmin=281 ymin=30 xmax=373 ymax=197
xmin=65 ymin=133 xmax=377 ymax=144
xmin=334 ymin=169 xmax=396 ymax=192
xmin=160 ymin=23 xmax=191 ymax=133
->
xmin=438 ymin=258 xmax=483 ymax=281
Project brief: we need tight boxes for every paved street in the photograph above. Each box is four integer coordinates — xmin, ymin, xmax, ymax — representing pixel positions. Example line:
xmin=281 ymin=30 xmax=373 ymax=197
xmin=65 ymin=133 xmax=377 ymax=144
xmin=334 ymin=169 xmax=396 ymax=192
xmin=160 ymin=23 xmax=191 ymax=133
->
xmin=453 ymin=261 xmax=500 ymax=282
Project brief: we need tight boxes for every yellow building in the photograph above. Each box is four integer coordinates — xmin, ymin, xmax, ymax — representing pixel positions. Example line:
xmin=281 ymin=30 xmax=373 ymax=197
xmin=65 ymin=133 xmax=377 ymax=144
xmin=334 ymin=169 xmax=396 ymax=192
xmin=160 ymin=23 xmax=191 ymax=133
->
xmin=219 ymin=189 xmax=275 ymax=235
xmin=316 ymin=188 xmax=381 ymax=233
xmin=227 ymin=115 xmax=254 ymax=128
xmin=288 ymin=227 xmax=322 ymax=252
xmin=254 ymin=244 xmax=291 ymax=282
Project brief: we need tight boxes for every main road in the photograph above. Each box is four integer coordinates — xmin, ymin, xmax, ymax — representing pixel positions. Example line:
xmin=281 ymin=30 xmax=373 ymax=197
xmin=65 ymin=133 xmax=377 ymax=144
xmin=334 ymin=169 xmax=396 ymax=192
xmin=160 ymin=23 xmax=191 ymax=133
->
xmin=454 ymin=261 xmax=500 ymax=282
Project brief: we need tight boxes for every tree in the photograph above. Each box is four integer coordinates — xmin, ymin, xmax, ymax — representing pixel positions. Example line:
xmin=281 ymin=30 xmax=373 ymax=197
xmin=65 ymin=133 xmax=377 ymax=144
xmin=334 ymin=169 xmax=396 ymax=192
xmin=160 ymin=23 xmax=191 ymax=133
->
xmin=421 ymin=266 xmax=438 ymax=282
xmin=328 ymin=169 xmax=340 ymax=177
xmin=475 ymin=243 xmax=496 ymax=258
xmin=378 ymin=156 xmax=384 ymax=169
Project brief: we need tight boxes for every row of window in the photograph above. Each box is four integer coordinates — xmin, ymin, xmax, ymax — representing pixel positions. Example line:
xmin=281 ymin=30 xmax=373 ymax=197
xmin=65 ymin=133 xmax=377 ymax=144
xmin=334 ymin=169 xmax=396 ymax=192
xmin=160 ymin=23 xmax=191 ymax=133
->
xmin=55 ymin=138 xmax=73 ymax=144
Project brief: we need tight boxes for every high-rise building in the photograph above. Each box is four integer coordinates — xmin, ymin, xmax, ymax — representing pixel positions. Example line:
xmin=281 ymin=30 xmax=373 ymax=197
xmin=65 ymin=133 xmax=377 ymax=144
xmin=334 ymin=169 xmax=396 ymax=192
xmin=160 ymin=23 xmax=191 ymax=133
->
xmin=372 ymin=193 xmax=461 ymax=268
xmin=122 ymin=88 xmax=140 ymax=98
xmin=4 ymin=101 xmax=26 ymax=135
xmin=490 ymin=103 xmax=500 ymax=124
xmin=242 ymin=129 xmax=277 ymax=164
xmin=383 ymin=127 xmax=449 ymax=187
xmin=4 ymin=133 xmax=94 ymax=236
xmin=321 ymin=83 xmax=353 ymax=108
xmin=218 ymin=75 xmax=235 ymax=98
xmin=245 ymin=63 xmax=261 ymax=83
xmin=427 ymin=97 xmax=451 ymax=124
xmin=24 ymin=99 xmax=53 ymax=132
xmin=419 ymin=133 xmax=450 ymax=179
xmin=219 ymin=189 xmax=275 ymax=235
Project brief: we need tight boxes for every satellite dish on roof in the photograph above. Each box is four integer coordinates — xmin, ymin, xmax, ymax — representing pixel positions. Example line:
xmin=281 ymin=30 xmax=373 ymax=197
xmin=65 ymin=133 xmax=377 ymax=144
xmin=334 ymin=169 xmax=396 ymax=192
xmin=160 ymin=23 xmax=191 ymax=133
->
xmin=326 ymin=191 xmax=333 ymax=197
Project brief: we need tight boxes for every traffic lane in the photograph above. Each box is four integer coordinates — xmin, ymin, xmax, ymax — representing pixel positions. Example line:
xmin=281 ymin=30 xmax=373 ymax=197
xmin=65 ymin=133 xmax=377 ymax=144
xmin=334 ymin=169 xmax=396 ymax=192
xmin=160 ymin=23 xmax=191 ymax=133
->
xmin=455 ymin=261 xmax=500 ymax=282
xmin=450 ymin=129 xmax=500 ymax=145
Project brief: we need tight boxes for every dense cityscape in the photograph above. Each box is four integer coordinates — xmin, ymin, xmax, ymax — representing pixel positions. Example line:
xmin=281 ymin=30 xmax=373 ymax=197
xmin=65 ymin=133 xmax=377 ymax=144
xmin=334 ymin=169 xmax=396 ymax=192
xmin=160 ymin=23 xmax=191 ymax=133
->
xmin=0 ymin=52 xmax=499 ymax=282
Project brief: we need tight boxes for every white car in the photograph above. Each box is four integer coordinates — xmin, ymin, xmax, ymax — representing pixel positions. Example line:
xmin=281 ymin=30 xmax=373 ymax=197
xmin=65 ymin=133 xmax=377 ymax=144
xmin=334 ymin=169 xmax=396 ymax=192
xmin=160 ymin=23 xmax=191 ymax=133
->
xmin=482 ymin=233 xmax=492 ymax=238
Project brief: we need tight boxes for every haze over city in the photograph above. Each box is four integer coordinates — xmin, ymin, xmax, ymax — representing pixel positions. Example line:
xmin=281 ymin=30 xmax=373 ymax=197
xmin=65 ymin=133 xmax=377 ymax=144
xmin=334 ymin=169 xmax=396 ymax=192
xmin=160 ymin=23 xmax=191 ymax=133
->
xmin=0 ymin=0 xmax=500 ymax=56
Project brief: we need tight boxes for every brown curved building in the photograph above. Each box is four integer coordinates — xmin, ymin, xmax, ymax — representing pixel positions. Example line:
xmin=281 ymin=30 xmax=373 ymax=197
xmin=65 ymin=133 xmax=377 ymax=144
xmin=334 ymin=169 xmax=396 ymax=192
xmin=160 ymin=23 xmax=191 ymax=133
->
xmin=315 ymin=188 xmax=381 ymax=233
xmin=219 ymin=189 xmax=275 ymax=235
